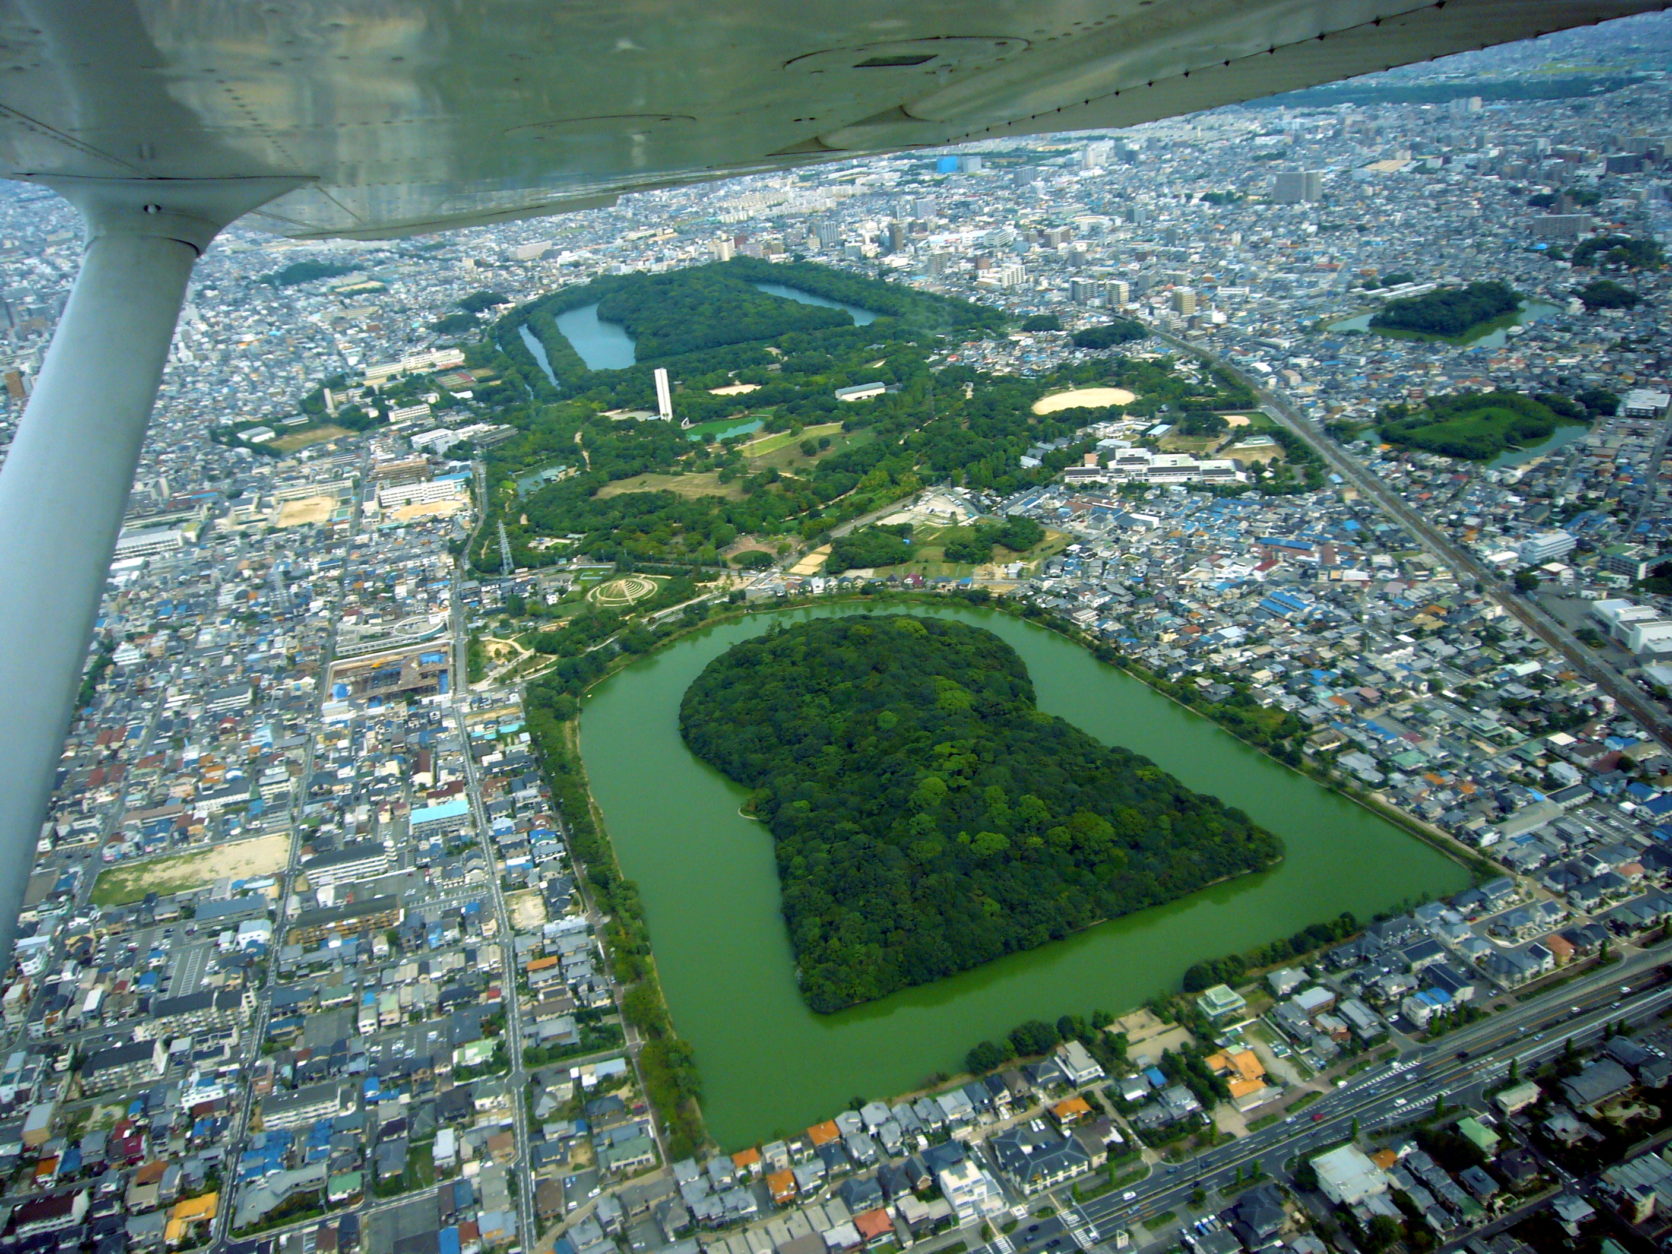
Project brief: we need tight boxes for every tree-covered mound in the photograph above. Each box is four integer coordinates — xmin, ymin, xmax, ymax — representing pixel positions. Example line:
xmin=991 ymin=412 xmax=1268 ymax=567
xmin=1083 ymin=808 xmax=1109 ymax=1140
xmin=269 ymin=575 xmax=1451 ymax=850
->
xmin=1072 ymin=319 xmax=1148 ymax=349
xmin=1368 ymin=281 xmax=1520 ymax=339
xmin=1376 ymin=390 xmax=1587 ymax=461
xmin=679 ymin=616 xmax=1282 ymax=1012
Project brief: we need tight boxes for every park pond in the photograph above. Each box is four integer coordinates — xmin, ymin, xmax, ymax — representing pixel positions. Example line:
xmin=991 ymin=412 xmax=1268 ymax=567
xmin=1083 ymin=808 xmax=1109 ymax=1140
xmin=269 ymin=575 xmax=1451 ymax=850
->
xmin=580 ymin=601 xmax=1469 ymax=1148
xmin=520 ymin=283 xmax=882 ymax=385
xmin=748 ymin=281 xmax=879 ymax=326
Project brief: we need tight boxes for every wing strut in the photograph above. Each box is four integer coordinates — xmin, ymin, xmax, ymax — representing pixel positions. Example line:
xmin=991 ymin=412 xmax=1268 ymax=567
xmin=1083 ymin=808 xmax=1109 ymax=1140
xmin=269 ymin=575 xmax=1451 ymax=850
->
xmin=0 ymin=178 xmax=298 ymax=965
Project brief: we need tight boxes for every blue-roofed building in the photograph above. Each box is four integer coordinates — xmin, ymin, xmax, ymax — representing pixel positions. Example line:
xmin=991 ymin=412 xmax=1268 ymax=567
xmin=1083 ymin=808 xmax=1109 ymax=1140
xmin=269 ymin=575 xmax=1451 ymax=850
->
xmin=410 ymin=797 xmax=471 ymax=834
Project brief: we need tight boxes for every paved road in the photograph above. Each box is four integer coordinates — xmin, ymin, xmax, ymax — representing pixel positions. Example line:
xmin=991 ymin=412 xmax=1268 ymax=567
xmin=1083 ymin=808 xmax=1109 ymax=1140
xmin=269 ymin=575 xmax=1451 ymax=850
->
xmin=454 ymin=702 xmax=539 ymax=1248
xmin=205 ymin=450 xmax=367 ymax=1251
xmin=1002 ymin=950 xmax=1672 ymax=1249
xmin=1151 ymin=328 xmax=1672 ymax=753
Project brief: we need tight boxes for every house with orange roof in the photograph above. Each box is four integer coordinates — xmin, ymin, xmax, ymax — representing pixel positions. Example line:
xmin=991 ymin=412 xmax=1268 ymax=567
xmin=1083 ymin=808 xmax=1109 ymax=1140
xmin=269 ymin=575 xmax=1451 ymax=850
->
xmin=1205 ymin=1048 xmax=1263 ymax=1078
xmin=1226 ymin=1047 xmax=1265 ymax=1083
xmin=807 ymin=1120 xmax=841 ymax=1147
xmin=164 ymin=1192 xmax=217 ymax=1248
xmin=1051 ymin=1096 xmax=1093 ymax=1126
xmin=767 ymin=1169 xmax=798 ymax=1206
xmin=731 ymin=1146 xmax=762 ymax=1178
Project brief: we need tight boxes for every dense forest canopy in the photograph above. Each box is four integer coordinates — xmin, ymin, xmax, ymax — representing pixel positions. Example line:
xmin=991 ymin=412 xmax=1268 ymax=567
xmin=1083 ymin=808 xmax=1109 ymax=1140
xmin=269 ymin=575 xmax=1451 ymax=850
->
xmin=1368 ymin=281 xmax=1521 ymax=338
xmin=1576 ymin=279 xmax=1642 ymax=310
xmin=825 ymin=525 xmax=915 ymax=574
xmin=594 ymin=270 xmax=853 ymax=359
xmin=1072 ymin=319 xmax=1148 ymax=349
xmin=263 ymin=259 xmax=360 ymax=288
xmin=499 ymin=257 xmax=1004 ymax=390
xmin=679 ymin=616 xmax=1282 ymax=1012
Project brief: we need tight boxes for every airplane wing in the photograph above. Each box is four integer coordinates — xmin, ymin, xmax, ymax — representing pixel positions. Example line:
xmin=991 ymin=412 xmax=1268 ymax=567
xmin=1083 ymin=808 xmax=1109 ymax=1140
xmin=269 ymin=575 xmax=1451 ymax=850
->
xmin=0 ymin=0 xmax=1661 ymax=239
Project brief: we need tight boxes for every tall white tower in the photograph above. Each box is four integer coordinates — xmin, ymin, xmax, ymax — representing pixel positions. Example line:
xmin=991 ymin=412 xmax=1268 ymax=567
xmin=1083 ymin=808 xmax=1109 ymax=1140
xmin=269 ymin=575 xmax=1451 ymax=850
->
xmin=654 ymin=367 xmax=673 ymax=421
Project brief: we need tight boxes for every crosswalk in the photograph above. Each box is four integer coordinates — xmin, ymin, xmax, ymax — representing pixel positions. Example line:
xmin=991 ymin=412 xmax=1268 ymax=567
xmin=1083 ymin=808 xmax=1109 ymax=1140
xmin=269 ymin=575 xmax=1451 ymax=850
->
xmin=1065 ymin=1206 xmax=1099 ymax=1250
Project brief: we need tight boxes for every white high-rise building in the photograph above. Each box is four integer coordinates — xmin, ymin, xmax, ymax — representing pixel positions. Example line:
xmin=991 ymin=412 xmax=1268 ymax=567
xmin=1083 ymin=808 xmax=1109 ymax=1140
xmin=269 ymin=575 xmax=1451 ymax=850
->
xmin=653 ymin=367 xmax=673 ymax=421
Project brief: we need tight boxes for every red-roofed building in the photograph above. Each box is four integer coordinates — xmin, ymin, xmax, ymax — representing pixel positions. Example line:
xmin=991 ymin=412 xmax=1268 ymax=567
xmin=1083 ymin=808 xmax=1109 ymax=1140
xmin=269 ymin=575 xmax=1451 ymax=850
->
xmin=854 ymin=1208 xmax=895 ymax=1247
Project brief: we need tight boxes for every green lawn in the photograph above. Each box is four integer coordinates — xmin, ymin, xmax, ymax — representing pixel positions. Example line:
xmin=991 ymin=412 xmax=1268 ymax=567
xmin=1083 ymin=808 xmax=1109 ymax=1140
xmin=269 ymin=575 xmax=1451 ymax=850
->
xmin=747 ymin=427 xmax=872 ymax=472
xmin=1380 ymin=391 xmax=1579 ymax=461
xmin=91 ymin=853 xmax=212 ymax=905
xmin=740 ymin=423 xmax=843 ymax=458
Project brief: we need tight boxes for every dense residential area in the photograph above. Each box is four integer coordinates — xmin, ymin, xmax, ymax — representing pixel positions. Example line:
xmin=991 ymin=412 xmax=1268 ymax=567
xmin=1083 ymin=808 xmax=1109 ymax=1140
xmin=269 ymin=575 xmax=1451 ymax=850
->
xmin=2 ymin=14 xmax=1672 ymax=1254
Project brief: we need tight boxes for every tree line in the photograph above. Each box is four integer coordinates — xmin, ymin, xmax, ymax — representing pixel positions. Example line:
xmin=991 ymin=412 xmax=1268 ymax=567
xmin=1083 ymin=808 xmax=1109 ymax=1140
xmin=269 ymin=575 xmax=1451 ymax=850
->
xmin=522 ymin=672 xmax=708 ymax=1158
xmin=964 ymin=1010 xmax=1127 ymax=1078
xmin=1180 ymin=912 xmax=1359 ymax=991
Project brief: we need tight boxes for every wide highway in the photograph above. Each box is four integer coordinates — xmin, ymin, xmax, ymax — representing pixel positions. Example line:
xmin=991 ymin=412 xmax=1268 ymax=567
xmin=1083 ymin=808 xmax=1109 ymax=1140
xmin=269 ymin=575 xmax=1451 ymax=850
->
xmin=971 ymin=948 xmax=1671 ymax=1254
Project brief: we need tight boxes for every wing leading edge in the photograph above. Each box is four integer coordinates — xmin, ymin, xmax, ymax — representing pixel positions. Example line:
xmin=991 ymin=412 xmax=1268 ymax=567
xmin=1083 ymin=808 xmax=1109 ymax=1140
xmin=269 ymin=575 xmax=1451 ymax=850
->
xmin=0 ymin=0 xmax=1662 ymax=238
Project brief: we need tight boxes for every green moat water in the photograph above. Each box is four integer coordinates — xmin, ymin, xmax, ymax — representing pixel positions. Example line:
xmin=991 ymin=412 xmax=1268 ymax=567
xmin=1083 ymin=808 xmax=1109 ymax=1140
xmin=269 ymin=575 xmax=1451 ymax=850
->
xmin=580 ymin=602 xmax=1469 ymax=1147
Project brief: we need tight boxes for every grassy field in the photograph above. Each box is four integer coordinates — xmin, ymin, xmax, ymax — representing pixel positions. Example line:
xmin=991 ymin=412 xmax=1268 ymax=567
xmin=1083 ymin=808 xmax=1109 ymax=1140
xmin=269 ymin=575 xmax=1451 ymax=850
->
xmin=595 ymin=471 xmax=747 ymax=500
xmin=745 ymin=426 xmax=872 ymax=472
xmin=597 ymin=423 xmax=868 ymax=498
xmin=1389 ymin=400 xmax=1578 ymax=460
xmin=91 ymin=833 xmax=291 ymax=906
xmin=739 ymin=422 xmax=845 ymax=459
xmin=269 ymin=424 xmax=352 ymax=452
